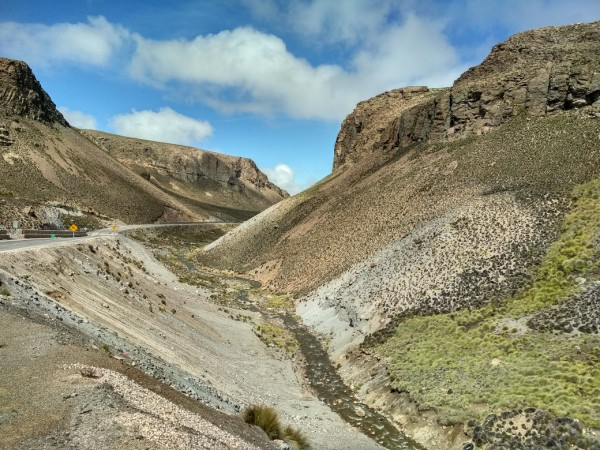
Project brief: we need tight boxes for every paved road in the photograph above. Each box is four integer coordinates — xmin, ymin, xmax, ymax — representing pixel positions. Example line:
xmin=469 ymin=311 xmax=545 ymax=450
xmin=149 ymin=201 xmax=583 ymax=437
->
xmin=0 ymin=222 xmax=234 ymax=252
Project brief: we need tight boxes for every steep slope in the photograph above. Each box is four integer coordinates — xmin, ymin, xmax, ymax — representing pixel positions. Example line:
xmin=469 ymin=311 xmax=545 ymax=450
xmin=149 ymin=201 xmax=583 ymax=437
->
xmin=0 ymin=58 xmax=285 ymax=228
xmin=203 ymin=21 xmax=600 ymax=298
xmin=201 ymin=21 xmax=600 ymax=448
xmin=82 ymin=130 xmax=287 ymax=221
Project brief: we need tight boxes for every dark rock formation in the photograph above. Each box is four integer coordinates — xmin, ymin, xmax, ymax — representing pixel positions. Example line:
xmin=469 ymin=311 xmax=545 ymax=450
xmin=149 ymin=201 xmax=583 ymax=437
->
xmin=0 ymin=58 xmax=69 ymax=126
xmin=527 ymin=283 xmax=600 ymax=334
xmin=0 ymin=124 xmax=13 ymax=146
xmin=465 ymin=408 xmax=599 ymax=449
xmin=334 ymin=21 xmax=600 ymax=170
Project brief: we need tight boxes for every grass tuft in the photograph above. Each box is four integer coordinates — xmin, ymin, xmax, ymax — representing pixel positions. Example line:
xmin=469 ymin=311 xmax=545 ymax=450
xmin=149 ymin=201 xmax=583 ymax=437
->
xmin=241 ymin=405 xmax=282 ymax=440
xmin=282 ymin=425 xmax=312 ymax=450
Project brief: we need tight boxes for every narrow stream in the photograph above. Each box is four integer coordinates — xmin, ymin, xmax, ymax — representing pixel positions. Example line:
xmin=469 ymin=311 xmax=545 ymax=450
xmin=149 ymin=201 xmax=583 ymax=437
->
xmin=178 ymin=254 xmax=419 ymax=449
xmin=281 ymin=314 xmax=419 ymax=450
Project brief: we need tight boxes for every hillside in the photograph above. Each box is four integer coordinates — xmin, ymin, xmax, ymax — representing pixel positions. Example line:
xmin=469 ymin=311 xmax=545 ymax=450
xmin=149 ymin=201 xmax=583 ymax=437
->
xmin=201 ymin=21 xmax=600 ymax=448
xmin=0 ymin=57 xmax=286 ymax=228
xmin=81 ymin=130 xmax=287 ymax=221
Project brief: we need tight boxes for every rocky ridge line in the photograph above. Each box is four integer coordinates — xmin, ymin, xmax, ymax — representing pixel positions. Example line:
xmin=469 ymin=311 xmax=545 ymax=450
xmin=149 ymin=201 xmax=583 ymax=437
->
xmin=0 ymin=57 xmax=69 ymax=126
xmin=334 ymin=21 xmax=600 ymax=170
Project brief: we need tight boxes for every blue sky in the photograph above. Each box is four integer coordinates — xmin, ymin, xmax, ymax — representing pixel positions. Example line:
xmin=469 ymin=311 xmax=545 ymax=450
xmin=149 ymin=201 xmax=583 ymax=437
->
xmin=2 ymin=1 xmax=599 ymax=194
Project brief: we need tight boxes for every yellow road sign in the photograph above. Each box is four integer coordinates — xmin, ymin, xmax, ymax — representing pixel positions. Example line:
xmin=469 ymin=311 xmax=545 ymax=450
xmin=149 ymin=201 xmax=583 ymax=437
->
xmin=111 ymin=225 xmax=118 ymax=231
xmin=69 ymin=224 xmax=78 ymax=232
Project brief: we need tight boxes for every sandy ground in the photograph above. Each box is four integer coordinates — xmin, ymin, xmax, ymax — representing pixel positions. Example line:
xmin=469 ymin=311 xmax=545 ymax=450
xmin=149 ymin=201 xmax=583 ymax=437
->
xmin=0 ymin=234 xmax=384 ymax=450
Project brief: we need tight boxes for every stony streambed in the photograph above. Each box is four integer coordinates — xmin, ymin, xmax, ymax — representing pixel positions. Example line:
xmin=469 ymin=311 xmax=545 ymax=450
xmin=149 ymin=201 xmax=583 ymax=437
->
xmin=280 ymin=313 xmax=421 ymax=450
xmin=221 ymin=269 xmax=421 ymax=449
xmin=179 ymin=252 xmax=418 ymax=448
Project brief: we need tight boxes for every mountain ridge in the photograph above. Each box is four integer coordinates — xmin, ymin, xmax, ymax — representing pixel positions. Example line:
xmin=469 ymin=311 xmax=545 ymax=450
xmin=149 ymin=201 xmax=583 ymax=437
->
xmin=0 ymin=57 xmax=286 ymax=228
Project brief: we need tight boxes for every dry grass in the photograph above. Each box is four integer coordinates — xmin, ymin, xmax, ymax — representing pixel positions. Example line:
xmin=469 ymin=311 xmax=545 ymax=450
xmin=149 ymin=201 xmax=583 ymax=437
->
xmin=241 ymin=405 xmax=311 ymax=449
xmin=367 ymin=177 xmax=600 ymax=427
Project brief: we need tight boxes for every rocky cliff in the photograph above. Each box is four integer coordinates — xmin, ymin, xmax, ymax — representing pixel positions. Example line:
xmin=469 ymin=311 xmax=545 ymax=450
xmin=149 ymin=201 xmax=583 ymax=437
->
xmin=0 ymin=58 xmax=69 ymax=126
xmin=334 ymin=21 xmax=600 ymax=171
xmin=82 ymin=130 xmax=287 ymax=217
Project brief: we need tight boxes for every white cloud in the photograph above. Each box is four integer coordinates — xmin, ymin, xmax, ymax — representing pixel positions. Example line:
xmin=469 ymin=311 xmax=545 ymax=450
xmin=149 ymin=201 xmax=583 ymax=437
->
xmin=109 ymin=107 xmax=213 ymax=146
xmin=0 ymin=16 xmax=129 ymax=67
xmin=128 ymin=27 xmax=351 ymax=120
xmin=58 ymin=107 xmax=97 ymax=129
xmin=287 ymin=0 xmax=393 ymax=46
xmin=262 ymin=163 xmax=303 ymax=195
xmin=128 ymin=18 xmax=461 ymax=121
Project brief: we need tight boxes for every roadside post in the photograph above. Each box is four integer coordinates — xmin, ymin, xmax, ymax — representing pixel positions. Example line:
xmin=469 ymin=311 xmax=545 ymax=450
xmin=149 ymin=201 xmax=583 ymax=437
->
xmin=69 ymin=223 xmax=78 ymax=238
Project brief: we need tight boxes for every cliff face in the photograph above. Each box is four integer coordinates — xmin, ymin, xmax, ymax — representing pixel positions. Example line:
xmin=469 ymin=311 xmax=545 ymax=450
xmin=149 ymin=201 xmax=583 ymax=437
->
xmin=0 ymin=58 xmax=285 ymax=226
xmin=81 ymin=130 xmax=288 ymax=215
xmin=333 ymin=21 xmax=600 ymax=170
xmin=0 ymin=58 xmax=69 ymax=126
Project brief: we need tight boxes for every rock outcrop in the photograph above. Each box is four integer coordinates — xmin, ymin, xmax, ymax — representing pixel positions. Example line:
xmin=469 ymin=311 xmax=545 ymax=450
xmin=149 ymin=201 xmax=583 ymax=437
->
xmin=0 ymin=58 xmax=286 ymax=226
xmin=0 ymin=124 xmax=13 ymax=146
xmin=0 ymin=58 xmax=69 ymax=126
xmin=334 ymin=21 xmax=600 ymax=170
xmin=82 ymin=130 xmax=288 ymax=215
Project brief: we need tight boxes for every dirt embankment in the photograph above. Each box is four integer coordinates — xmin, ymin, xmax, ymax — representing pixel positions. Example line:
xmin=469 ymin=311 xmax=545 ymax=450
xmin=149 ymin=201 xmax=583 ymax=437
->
xmin=0 ymin=234 xmax=385 ymax=450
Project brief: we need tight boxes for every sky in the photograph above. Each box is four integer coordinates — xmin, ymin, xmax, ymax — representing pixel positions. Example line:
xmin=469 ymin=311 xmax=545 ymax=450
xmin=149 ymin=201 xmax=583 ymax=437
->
xmin=1 ymin=1 xmax=599 ymax=194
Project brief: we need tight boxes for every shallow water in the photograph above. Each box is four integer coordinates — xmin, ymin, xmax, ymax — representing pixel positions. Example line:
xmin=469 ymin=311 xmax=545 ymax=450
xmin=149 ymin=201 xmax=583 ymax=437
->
xmin=281 ymin=313 xmax=420 ymax=450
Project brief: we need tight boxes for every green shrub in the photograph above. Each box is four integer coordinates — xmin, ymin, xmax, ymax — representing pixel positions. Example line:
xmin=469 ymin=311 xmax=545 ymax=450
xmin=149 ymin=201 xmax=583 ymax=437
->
xmin=241 ymin=405 xmax=282 ymax=440
xmin=0 ymin=287 xmax=10 ymax=297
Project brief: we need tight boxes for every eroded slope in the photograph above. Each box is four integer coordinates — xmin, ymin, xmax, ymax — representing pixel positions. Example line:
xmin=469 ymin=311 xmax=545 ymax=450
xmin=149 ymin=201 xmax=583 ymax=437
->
xmin=82 ymin=130 xmax=288 ymax=221
xmin=0 ymin=58 xmax=285 ymax=227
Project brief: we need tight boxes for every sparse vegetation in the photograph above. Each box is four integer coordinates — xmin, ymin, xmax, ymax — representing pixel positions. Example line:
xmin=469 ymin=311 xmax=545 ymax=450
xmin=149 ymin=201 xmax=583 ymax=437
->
xmin=241 ymin=405 xmax=282 ymax=439
xmin=255 ymin=321 xmax=298 ymax=353
xmin=282 ymin=425 xmax=312 ymax=450
xmin=369 ymin=177 xmax=600 ymax=427
xmin=241 ymin=405 xmax=311 ymax=449
xmin=0 ymin=287 xmax=11 ymax=297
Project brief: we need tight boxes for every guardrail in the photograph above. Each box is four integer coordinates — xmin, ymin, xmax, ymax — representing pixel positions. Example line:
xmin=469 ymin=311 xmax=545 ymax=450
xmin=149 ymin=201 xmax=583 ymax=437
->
xmin=22 ymin=229 xmax=88 ymax=239
xmin=0 ymin=230 xmax=9 ymax=240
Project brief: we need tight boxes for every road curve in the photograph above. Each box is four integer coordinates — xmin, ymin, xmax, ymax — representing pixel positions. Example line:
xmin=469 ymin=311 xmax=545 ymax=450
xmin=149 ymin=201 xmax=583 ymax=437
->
xmin=0 ymin=222 xmax=235 ymax=252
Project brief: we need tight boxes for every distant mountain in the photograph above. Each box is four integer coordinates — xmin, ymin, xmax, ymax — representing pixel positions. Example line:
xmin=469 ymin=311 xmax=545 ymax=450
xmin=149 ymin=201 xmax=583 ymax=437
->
xmin=201 ymin=21 xmax=600 ymax=449
xmin=0 ymin=57 xmax=286 ymax=229
xmin=81 ymin=130 xmax=288 ymax=222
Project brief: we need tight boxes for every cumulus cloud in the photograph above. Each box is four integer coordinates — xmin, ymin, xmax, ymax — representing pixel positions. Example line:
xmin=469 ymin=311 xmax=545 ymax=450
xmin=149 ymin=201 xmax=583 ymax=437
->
xmin=0 ymin=16 xmax=129 ymax=67
xmin=58 ymin=107 xmax=97 ymax=129
xmin=9 ymin=1 xmax=595 ymax=124
xmin=110 ymin=107 xmax=213 ymax=146
xmin=128 ymin=27 xmax=351 ymax=120
xmin=128 ymin=17 xmax=461 ymax=121
xmin=262 ymin=163 xmax=303 ymax=195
